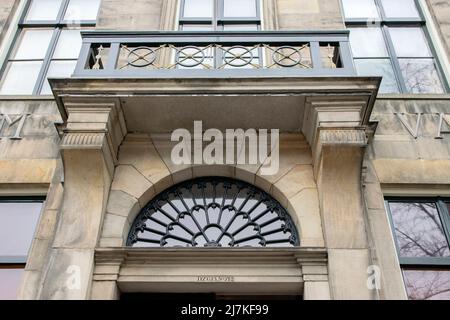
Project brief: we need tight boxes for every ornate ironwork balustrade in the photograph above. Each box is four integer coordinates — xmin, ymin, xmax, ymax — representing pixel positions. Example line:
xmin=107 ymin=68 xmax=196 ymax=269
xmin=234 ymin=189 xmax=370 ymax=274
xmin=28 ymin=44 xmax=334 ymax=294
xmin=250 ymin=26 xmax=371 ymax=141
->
xmin=73 ymin=31 xmax=355 ymax=78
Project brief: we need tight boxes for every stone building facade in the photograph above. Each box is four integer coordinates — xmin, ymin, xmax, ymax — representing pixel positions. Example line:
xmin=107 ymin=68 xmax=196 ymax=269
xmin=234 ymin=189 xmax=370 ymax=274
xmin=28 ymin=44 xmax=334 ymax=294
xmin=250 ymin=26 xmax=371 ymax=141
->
xmin=0 ymin=0 xmax=449 ymax=300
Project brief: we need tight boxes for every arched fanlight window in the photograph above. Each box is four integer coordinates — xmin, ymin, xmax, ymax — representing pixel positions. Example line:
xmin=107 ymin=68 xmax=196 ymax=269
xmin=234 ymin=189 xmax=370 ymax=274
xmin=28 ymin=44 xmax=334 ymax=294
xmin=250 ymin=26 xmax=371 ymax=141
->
xmin=127 ymin=177 xmax=299 ymax=247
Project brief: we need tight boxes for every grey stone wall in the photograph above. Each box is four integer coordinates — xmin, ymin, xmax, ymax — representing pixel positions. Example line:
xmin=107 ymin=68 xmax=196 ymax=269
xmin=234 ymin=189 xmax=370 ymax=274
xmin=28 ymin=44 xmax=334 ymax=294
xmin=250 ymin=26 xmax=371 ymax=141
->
xmin=276 ymin=0 xmax=344 ymax=30
xmin=426 ymin=0 xmax=450 ymax=60
xmin=97 ymin=0 xmax=164 ymax=30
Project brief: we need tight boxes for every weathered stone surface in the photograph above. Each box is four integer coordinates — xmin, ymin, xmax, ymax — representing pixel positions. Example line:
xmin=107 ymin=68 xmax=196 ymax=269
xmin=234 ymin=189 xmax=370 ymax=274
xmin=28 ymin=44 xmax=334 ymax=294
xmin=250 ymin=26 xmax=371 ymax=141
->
xmin=426 ymin=0 xmax=450 ymax=59
xmin=111 ymin=165 xmax=155 ymax=207
xmin=373 ymin=159 xmax=450 ymax=184
xmin=0 ymin=0 xmax=16 ymax=43
xmin=106 ymin=190 xmax=141 ymax=220
xmin=39 ymin=249 xmax=94 ymax=299
xmin=277 ymin=0 xmax=344 ymax=30
xmin=118 ymin=135 xmax=172 ymax=194
xmin=272 ymin=165 xmax=315 ymax=207
xmin=327 ymin=249 xmax=373 ymax=300
xmin=97 ymin=0 xmax=163 ymax=30
xmin=287 ymin=188 xmax=324 ymax=247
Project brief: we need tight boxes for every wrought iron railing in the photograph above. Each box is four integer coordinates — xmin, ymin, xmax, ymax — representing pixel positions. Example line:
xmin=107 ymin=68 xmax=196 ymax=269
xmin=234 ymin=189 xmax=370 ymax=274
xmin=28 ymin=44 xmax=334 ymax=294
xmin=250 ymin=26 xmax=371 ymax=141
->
xmin=73 ymin=31 xmax=355 ymax=78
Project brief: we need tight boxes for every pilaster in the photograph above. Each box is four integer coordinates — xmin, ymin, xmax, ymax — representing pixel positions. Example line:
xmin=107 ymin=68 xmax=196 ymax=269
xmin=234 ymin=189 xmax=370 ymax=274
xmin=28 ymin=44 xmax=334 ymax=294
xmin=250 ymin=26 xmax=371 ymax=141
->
xmin=38 ymin=101 xmax=126 ymax=299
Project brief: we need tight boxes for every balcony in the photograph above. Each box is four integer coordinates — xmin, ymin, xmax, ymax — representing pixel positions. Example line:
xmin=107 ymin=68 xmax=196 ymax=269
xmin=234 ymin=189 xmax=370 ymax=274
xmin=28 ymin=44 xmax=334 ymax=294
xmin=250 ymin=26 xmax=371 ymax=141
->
xmin=51 ymin=30 xmax=380 ymax=149
xmin=72 ymin=30 xmax=356 ymax=78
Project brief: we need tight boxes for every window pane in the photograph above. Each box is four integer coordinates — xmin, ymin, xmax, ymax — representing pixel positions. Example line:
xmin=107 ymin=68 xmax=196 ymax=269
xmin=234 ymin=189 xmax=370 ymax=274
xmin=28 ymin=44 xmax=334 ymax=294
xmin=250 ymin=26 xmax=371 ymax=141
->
xmin=400 ymin=59 xmax=445 ymax=94
xmin=389 ymin=28 xmax=432 ymax=57
xmin=403 ymin=269 xmax=450 ymax=300
xmin=0 ymin=268 xmax=24 ymax=300
xmin=41 ymin=60 xmax=77 ymax=95
xmin=64 ymin=0 xmax=101 ymax=21
xmin=25 ymin=0 xmax=63 ymax=21
xmin=0 ymin=202 xmax=42 ymax=258
xmin=53 ymin=30 xmax=82 ymax=59
xmin=0 ymin=61 xmax=42 ymax=95
xmin=389 ymin=202 xmax=450 ymax=258
xmin=355 ymin=59 xmax=399 ymax=93
xmin=13 ymin=29 xmax=53 ymax=60
xmin=380 ymin=0 xmax=420 ymax=19
xmin=349 ymin=28 xmax=388 ymax=57
xmin=183 ymin=0 xmax=213 ymax=18
xmin=224 ymin=0 xmax=257 ymax=18
xmin=341 ymin=0 xmax=379 ymax=19
xmin=181 ymin=24 xmax=213 ymax=31
xmin=223 ymin=24 xmax=258 ymax=31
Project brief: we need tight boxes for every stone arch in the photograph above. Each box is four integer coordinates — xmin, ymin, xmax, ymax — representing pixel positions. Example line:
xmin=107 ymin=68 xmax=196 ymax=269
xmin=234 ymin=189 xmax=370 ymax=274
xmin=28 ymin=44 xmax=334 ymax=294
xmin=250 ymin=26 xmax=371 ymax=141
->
xmin=99 ymin=134 xmax=324 ymax=248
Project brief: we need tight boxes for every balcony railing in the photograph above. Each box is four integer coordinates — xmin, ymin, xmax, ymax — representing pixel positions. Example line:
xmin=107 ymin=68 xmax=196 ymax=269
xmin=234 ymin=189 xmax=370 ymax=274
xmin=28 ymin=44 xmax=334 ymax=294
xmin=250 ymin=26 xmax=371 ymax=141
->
xmin=73 ymin=31 xmax=355 ymax=78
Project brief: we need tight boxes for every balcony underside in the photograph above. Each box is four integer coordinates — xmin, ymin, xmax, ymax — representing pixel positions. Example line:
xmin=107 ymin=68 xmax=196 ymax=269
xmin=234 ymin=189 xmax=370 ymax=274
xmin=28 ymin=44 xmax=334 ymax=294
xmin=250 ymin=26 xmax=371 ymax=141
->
xmin=50 ymin=76 xmax=381 ymax=135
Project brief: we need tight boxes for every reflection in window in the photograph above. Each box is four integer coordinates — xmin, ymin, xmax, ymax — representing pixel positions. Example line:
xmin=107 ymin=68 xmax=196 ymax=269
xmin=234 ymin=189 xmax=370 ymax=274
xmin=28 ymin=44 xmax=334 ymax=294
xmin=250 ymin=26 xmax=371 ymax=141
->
xmin=355 ymin=59 xmax=399 ymax=93
xmin=343 ymin=0 xmax=447 ymax=94
xmin=389 ymin=202 xmax=449 ymax=258
xmin=223 ymin=0 xmax=257 ymax=18
xmin=0 ymin=268 xmax=25 ymax=300
xmin=400 ymin=59 xmax=444 ymax=94
xmin=386 ymin=199 xmax=450 ymax=300
xmin=0 ymin=199 xmax=43 ymax=300
xmin=341 ymin=0 xmax=379 ymax=19
xmin=380 ymin=0 xmax=420 ymax=19
xmin=25 ymin=0 xmax=63 ymax=21
xmin=183 ymin=0 xmax=213 ymax=18
xmin=403 ymin=269 xmax=450 ymax=300
xmin=0 ymin=0 xmax=100 ymax=95
xmin=127 ymin=178 xmax=299 ymax=247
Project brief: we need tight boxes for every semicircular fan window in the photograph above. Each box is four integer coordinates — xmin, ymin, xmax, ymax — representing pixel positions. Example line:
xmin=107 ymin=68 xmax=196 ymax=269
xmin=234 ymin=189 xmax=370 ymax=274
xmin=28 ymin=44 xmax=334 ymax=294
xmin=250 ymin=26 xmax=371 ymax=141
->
xmin=127 ymin=177 xmax=299 ymax=247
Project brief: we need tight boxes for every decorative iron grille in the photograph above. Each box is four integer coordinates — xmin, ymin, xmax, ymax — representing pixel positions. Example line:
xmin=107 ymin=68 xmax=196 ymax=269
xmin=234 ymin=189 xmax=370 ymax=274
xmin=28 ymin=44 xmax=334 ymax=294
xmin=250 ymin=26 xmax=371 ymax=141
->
xmin=127 ymin=177 xmax=299 ymax=248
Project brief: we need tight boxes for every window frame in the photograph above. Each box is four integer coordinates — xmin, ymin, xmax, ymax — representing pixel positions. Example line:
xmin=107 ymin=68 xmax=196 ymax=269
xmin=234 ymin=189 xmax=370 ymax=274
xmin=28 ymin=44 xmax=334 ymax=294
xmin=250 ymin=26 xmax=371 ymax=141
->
xmin=343 ymin=0 xmax=449 ymax=94
xmin=179 ymin=0 xmax=261 ymax=31
xmin=0 ymin=0 xmax=99 ymax=96
xmin=385 ymin=197 xmax=450 ymax=267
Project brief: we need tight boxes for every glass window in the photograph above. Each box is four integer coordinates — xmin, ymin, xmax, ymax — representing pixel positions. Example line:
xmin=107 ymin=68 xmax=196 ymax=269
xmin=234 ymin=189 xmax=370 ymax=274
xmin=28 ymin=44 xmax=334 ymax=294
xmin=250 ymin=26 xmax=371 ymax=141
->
xmin=25 ymin=0 xmax=63 ymax=21
xmin=341 ymin=0 xmax=379 ymax=19
xmin=343 ymin=0 xmax=447 ymax=94
xmin=0 ymin=61 xmax=42 ymax=95
xmin=389 ymin=202 xmax=450 ymax=258
xmin=13 ymin=29 xmax=53 ymax=60
xmin=349 ymin=28 xmax=388 ymax=57
xmin=63 ymin=0 xmax=101 ymax=21
xmin=355 ymin=59 xmax=399 ymax=93
xmin=53 ymin=30 xmax=82 ymax=59
xmin=223 ymin=0 xmax=257 ymax=18
xmin=389 ymin=28 xmax=432 ymax=58
xmin=386 ymin=199 xmax=450 ymax=300
xmin=403 ymin=269 xmax=450 ymax=300
xmin=0 ymin=268 xmax=24 ymax=300
xmin=41 ymin=60 xmax=77 ymax=94
xmin=0 ymin=201 xmax=42 ymax=259
xmin=183 ymin=0 xmax=214 ymax=18
xmin=0 ymin=0 xmax=99 ymax=95
xmin=380 ymin=0 xmax=420 ymax=19
xmin=400 ymin=59 xmax=445 ymax=94
xmin=127 ymin=178 xmax=299 ymax=247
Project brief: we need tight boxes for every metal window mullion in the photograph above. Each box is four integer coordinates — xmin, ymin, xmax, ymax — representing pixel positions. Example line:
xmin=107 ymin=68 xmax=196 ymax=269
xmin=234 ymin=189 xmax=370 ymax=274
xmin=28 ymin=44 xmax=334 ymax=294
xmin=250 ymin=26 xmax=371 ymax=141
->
xmin=385 ymin=200 xmax=404 ymax=260
xmin=382 ymin=24 xmax=408 ymax=93
xmin=32 ymin=28 xmax=61 ymax=95
xmin=57 ymin=0 xmax=71 ymax=23
xmin=374 ymin=0 xmax=386 ymax=20
xmin=215 ymin=0 xmax=221 ymax=30
xmin=437 ymin=199 xmax=450 ymax=248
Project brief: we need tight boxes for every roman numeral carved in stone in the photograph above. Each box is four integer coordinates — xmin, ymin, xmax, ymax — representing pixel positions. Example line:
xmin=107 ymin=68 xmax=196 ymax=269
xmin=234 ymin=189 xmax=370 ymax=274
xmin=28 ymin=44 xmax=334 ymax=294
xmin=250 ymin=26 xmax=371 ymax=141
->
xmin=394 ymin=113 xmax=422 ymax=139
xmin=436 ymin=113 xmax=450 ymax=139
